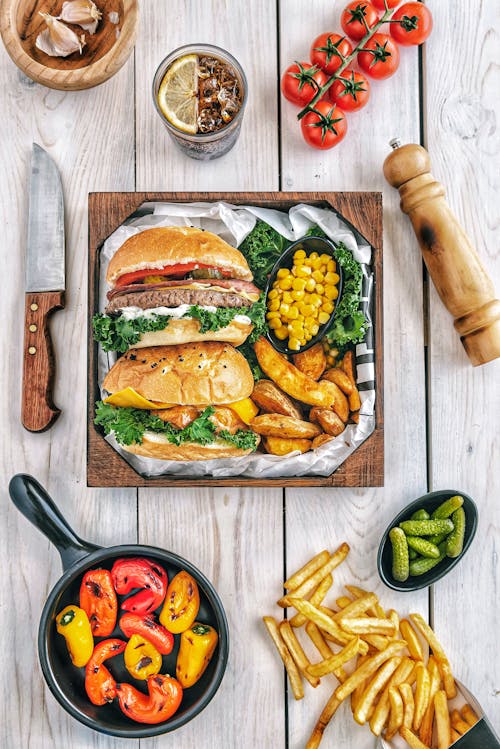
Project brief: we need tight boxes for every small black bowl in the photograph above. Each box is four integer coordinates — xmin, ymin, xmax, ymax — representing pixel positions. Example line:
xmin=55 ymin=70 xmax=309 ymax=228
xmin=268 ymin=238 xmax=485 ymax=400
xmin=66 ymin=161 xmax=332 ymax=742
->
xmin=265 ymin=236 xmax=343 ymax=355
xmin=377 ymin=489 xmax=478 ymax=592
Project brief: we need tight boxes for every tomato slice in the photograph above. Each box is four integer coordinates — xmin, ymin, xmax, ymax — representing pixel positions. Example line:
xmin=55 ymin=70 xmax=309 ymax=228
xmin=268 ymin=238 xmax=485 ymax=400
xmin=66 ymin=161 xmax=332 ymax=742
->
xmin=115 ymin=263 xmax=230 ymax=287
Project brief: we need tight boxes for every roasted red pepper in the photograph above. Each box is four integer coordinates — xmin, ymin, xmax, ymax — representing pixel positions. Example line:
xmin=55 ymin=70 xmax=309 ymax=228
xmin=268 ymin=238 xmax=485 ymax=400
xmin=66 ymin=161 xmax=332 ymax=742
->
xmin=119 ymin=612 xmax=174 ymax=655
xmin=111 ymin=558 xmax=168 ymax=615
xmin=80 ymin=569 xmax=118 ymax=637
xmin=115 ymin=674 xmax=183 ymax=724
xmin=85 ymin=638 xmax=126 ymax=706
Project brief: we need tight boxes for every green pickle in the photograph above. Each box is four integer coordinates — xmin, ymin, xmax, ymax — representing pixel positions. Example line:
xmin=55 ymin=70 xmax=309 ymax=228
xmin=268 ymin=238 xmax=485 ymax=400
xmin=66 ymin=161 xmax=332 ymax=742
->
xmin=428 ymin=532 xmax=449 ymax=546
xmin=446 ymin=507 xmax=466 ymax=558
xmin=399 ymin=519 xmax=454 ymax=536
xmin=409 ymin=544 xmax=447 ymax=576
xmin=389 ymin=527 xmax=409 ymax=582
xmin=408 ymin=547 xmax=418 ymax=561
xmin=406 ymin=536 xmax=440 ymax=559
xmin=411 ymin=509 xmax=430 ymax=521
xmin=432 ymin=495 xmax=464 ymax=519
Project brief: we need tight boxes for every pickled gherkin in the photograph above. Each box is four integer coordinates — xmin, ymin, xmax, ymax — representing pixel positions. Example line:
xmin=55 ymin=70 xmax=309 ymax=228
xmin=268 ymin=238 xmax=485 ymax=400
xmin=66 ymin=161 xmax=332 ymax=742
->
xmin=389 ymin=527 xmax=409 ymax=582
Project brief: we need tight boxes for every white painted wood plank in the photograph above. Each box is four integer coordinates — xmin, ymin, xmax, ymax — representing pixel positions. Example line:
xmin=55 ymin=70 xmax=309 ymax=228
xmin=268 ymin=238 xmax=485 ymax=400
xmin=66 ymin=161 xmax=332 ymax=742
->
xmin=425 ymin=0 xmax=500 ymax=732
xmin=134 ymin=2 xmax=284 ymax=748
xmin=0 ymin=50 xmax=137 ymax=747
xmin=279 ymin=2 xmax=429 ymax=746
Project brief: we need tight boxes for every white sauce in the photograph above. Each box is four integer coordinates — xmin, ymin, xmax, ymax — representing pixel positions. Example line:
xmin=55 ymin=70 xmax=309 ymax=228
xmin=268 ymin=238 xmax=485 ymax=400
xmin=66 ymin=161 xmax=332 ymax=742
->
xmin=120 ymin=304 xmax=217 ymax=320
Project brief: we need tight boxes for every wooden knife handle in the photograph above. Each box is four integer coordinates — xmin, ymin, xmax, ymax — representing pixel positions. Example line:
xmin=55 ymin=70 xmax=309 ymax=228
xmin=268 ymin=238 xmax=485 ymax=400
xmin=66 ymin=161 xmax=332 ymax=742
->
xmin=22 ymin=291 xmax=65 ymax=432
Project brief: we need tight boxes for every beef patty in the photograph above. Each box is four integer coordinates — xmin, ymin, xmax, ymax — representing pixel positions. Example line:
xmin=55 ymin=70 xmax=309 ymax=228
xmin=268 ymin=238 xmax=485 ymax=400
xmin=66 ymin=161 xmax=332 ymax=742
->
xmin=105 ymin=287 xmax=252 ymax=315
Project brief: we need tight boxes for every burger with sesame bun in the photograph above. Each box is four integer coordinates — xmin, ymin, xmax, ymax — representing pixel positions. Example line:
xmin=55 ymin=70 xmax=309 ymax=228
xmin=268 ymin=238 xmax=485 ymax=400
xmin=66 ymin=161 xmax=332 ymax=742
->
xmin=95 ymin=342 xmax=260 ymax=461
xmin=93 ymin=226 xmax=265 ymax=353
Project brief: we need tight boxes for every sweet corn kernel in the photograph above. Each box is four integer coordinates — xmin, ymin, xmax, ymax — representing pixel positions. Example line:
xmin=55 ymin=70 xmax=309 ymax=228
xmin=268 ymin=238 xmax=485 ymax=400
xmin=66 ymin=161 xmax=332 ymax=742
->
xmin=322 ymin=301 xmax=334 ymax=314
xmin=311 ymin=257 xmax=322 ymax=270
xmin=279 ymin=303 xmax=290 ymax=315
xmin=305 ymin=333 xmax=313 ymax=342
xmin=310 ymin=294 xmax=322 ymax=307
xmin=291 ymin=289 xmax=305 ymax=302
xmin=327 ymin=260 xmax=336 ymax=272
xmin=312 ymin=270 xmax=324 ymax=283
xmin=295 ymin=265 xmax=312 ymax=277
xmin=318 ymin=311 xmax=330 ymax=325
xmin=282 ymin=291 xmax=293 ymax=304
xmin=304 ymin=278 xmax=316 ymax=293
xmin=293 ymin=257 xmax=305 ymax=267
xmin=266 ymin=311 xmax=280 ymax=320
xmin=288 ymin=337 xmax=301 ymax=351
xmin=269 ymin=318 xmax=282 ymax=330
xmin=316 ymin=283 xmax=325 ymax=295
xmin=310 ymin=323 xmax=319 ymax=336
xmin=287 ymin=306 xmax=299 ymax=320
xmin=268 ymin=298 xmax=280 ymax=311
xmin=320 ymin=254 xmax=331 ymax=265
xmin=277 ymin=268 xmax=289 ymax=279
xmin=324 ymin=285 xmax=338 ymax=300
xmin=275 ymin=327 xmax=289 ymax=340
xmin=294 ymin=249 xmax=306 ymax=259
xmin=278 ymin=276 xmax=293 ymax=291
xmin=292 ymin=277 xmax=306 ymax=292
xmin=268 ymin=288 xmax=279 ymax=300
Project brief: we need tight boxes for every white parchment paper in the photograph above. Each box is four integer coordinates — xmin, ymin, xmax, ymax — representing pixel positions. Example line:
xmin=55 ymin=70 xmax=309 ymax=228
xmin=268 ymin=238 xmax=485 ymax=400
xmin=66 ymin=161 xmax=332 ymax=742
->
xmin=96 ymin=201 xmax=375 ymax=479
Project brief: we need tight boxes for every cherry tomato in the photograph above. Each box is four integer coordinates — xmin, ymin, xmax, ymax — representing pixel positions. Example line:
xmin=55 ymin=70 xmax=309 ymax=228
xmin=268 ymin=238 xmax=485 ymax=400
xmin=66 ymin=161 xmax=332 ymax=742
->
xmin=372 ymin=0 xmax=400 ymax=9
xmin=329 ymin=71 xmax=370 ymax=112
xmin=390 ymin=3 xmax=433 ymax=46
xmin=281 ymin=62 xmax=327 ymax=107
xmin=310 ymin=33 xmax=353 ymax=75
xmin=357 ymin=33 xmax=400 ymax=79
xmin=341 ymin=2 xmax=379 ymax=41
xmin=301 ymin=101 xmax=348 ymax=150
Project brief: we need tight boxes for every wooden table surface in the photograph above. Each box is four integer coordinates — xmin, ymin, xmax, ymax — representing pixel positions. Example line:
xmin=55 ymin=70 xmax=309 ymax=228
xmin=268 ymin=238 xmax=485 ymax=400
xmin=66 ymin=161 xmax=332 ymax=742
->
xmin=0 ymin=2 xmax=498 ymax=747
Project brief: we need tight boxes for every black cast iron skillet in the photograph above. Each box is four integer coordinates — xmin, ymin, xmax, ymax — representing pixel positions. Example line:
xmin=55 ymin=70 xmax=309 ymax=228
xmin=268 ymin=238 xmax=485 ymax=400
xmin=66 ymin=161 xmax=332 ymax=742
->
xmin=9 ymin=474 xmax=229 ymax=739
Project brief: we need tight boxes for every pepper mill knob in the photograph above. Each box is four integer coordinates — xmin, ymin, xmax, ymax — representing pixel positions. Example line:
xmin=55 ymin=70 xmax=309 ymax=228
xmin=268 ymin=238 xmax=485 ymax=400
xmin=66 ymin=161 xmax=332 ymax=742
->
xmin=384 ymin=140 xmax=500 ymax=367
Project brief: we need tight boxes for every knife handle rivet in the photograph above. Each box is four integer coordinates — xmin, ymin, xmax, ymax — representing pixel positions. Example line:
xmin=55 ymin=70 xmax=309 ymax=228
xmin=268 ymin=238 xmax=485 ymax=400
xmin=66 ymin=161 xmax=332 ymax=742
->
xmin=28 ymin=346 xmax=36 ymax=355
xmin=30 ymin=303 xmax=39 ymax=311
xmin=29 ymin=324 xmax=37 ymax=333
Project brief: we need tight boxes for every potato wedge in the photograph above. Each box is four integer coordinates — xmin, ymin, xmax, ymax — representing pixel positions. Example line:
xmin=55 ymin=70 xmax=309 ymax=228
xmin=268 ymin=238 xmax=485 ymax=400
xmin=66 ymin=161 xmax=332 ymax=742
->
xmin=263 ymin=437 xmax=312 ymax=456
xmin=319 ymin=380 xmax=349 ymax=422
xmin=254 ymin=337 xmax=340 ymax=407
xmin=341 ymin=351 xmax=361 ymax=411
xmin=322 ymin=367 xmax=353 ymax=394
xmin=310 ymin=408 xmax=346 ymax=437
xmin=250 ymin=379 xmax=303 ymax=419
xmin=251 ymin=414 xmax=321 ymax=439
xmin=292 ymin=342 xmax=327 ymax=381
xmin=312 ymin=433 xmax=335 ymax=450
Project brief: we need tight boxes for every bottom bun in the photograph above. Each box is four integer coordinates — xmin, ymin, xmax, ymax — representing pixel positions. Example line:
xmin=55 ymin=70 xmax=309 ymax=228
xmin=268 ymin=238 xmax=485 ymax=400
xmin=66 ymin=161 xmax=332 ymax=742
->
xmin=121 ymin=431 xmax=259 ymax=461
xmin=129 ymin=317 xmax=253 ymax=349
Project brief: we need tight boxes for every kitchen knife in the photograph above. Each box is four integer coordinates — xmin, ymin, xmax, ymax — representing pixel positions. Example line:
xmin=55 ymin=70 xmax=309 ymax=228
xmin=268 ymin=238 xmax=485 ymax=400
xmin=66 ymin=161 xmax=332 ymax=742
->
xmin=22 ymin=143 xmax=65 ymax=432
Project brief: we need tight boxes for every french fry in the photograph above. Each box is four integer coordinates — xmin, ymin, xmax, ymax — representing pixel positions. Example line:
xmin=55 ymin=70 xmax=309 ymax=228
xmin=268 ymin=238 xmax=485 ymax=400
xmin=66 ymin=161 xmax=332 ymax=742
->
xmin=419 ymin=655 xmax=441 ymax=745
xmin=262 ymin=616 xmax=304 ymax=700
xmin=413 ymin=662 xmax=431 ymax=731
xmin=450 ymin=728 xmax=461 ymax=743
xmin=322 ymin=367 xmax=353 ymax=394
xmin=305 ymin=622 xmax=347 ymax=683
xmin=289 ymin=598 xmax=369 ymax=654
xmin=339 ymin=617 xmax=396 ymax=636
xmin=434 ymin=690 xmax=451 ymax=749
xmin=305 ymin=691 xmax=342 ymax=749
xmin=341 ymin=350 xmax=361 ymax=411
xmin=350 ymin=654 xmax=371 ymax=714
xmin=279 ymin=620 xmax=320 ymax=689
xmin=290 ymin=573 xmax=333 ymax=628
xmin=345 ymin=585 xmax=386 ymax=619
xmin=401 ymin=618 xmax=424 ymax=661
xmin=332 ymin=593 xmax=378 ymax=621
xmin=388 ymin=609 xmax=400 ymax=633
xmin=460 ymin=703 xmax=479 ymax=727
xmin=410 ymin=614 xmax=456 ymax=699
xmin=307 ymin=637 xmax=361 ymax=678
xmin=284 ymin=550 xmax=330 ymax=590
xmin=451 ymin=715 xmax=472 ymax=735
xmin=354 ymin=657 xmax=401 ymax=725
xmin=400 ymin=726 xmax=432 ymax=749
xmin=362 ymin=634 xmax=391 ymax=652
xmin=334 ymin=641 xmax=406 ymax=702
xmin=400 ymin=682 xmax=415 ymax=729
xmin=369 ymin=657 xmax=415 ymax=736
xmin=278 ymin=543 xmax=350 ymax=606
xmin=386 ymin=686 xmax=404 ymax=740
xmin=336 ymin=596 xmax=352 ymax=609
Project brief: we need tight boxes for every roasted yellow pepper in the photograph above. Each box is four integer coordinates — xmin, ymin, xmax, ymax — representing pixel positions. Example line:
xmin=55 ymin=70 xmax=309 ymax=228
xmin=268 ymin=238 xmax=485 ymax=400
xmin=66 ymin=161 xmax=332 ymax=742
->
xmin=176 ymin=622 xmax=219 ymax=688
xmin=124 ymin=634 xmax=162 ymax=680
xmin=160 ymin=570 xmax=200 ymax=634
xmin=56 ymin=605 xmax=94 ymax=668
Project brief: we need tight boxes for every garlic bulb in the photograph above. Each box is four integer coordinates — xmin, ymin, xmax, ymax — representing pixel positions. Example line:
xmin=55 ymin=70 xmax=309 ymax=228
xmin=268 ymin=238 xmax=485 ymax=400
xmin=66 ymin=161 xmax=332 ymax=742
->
xmin=36 ymin=13 xmax=86 ymax=57
xmin=60 ymin=0 xmax=102 ymax=35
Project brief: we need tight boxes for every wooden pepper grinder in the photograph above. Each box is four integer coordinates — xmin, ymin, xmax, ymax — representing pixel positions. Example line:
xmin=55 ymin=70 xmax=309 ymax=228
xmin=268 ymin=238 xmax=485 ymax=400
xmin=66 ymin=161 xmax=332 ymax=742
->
xmin=384 ymin=140 xmax=500 ymax=366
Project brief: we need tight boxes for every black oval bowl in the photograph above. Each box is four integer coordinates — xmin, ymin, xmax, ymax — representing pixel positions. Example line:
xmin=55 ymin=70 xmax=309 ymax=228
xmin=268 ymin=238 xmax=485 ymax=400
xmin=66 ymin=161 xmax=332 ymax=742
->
xmin=265 ymin=236 xmax=343 ymax=355
xmin=9 ymin=475 xmax=229 ymax=740
xmin=377 ymin=489 xmax=478 ymax=592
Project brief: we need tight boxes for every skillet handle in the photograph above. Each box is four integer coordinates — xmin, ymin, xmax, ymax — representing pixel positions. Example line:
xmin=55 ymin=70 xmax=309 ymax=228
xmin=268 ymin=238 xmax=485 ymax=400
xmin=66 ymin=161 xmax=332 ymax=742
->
xmin=9 ymin=474 xmax=100 ymax=571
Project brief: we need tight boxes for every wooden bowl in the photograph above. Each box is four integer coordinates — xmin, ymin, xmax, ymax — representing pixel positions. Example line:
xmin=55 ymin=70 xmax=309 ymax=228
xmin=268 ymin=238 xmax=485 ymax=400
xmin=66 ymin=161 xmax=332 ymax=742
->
xmin=0 ymin=0 xmax=138 ymax=90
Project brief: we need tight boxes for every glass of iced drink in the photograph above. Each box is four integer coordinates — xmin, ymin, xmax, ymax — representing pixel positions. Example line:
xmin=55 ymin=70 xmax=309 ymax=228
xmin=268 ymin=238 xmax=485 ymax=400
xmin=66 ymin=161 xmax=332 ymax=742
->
xmin=153 ymin=44 xmax=248 ymax=161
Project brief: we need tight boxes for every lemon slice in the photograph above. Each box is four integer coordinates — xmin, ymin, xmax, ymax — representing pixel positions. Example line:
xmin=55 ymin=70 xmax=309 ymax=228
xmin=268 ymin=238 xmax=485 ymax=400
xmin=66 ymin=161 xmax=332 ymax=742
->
xmin=158 ymin=54 xmax=198 ymax=134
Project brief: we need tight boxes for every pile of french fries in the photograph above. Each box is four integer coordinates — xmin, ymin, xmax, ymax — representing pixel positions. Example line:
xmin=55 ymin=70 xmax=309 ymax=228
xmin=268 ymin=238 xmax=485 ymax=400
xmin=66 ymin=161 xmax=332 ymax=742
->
xmin=263 ymin=544 xmax=480 ymax=749
xmin=251 ymin=339 xmax=361 ymax=456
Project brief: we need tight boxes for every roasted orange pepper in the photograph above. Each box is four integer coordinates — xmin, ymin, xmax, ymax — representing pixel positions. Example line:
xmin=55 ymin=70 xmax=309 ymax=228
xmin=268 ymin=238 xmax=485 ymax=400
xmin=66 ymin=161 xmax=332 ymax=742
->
xmin=124 ymin=634 xmax=162 ymax=680
xmin=56 ymin=605 xmax=94 ymax=668
xmin=85 ymin=638 xmax=126 ymax=705
xmin=80 ymin=569 xmax=117 ymax=637
xmin=115 ymin=674 xmax=183 ymax=724
xmin=119 ymin=612 xmax=174 ymax=655
xmin=176 ymin=622 xmax=219 ymax=688
xmin=159 ymin=570 xmax=200 ymax=634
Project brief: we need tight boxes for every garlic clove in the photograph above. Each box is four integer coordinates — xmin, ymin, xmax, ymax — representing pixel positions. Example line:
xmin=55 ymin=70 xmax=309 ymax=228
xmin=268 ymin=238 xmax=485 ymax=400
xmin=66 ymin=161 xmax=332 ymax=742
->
xmin=59 ymin=0 xmax=102 ymax=35
xmin=36 ymin=13 xmax=86 ymax=57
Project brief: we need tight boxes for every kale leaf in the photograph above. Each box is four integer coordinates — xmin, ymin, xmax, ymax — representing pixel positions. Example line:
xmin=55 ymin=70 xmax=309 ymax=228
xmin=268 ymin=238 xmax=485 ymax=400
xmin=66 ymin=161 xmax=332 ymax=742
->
xmin=327 ymin=242 xmax=367 ymax=351
xmin=238 ymin=220 xmax=291 ymax=288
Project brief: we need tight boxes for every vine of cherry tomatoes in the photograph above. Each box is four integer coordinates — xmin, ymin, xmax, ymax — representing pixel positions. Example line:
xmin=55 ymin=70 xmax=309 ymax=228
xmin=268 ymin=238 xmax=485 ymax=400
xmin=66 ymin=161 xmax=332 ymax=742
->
xmin=281 ymin=1 xmax=433 ymax=149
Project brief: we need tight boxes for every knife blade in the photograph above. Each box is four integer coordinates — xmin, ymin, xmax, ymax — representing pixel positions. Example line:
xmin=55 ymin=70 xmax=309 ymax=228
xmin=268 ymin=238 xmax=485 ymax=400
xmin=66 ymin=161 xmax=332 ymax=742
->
xmin=22 ymin=144 xmax=65 ymax=432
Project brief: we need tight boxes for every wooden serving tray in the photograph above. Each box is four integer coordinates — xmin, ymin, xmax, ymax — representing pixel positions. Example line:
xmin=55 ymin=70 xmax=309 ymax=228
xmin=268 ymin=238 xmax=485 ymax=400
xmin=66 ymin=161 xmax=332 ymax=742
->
xmin=87 ymin=192 xmax=383 ymax=487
